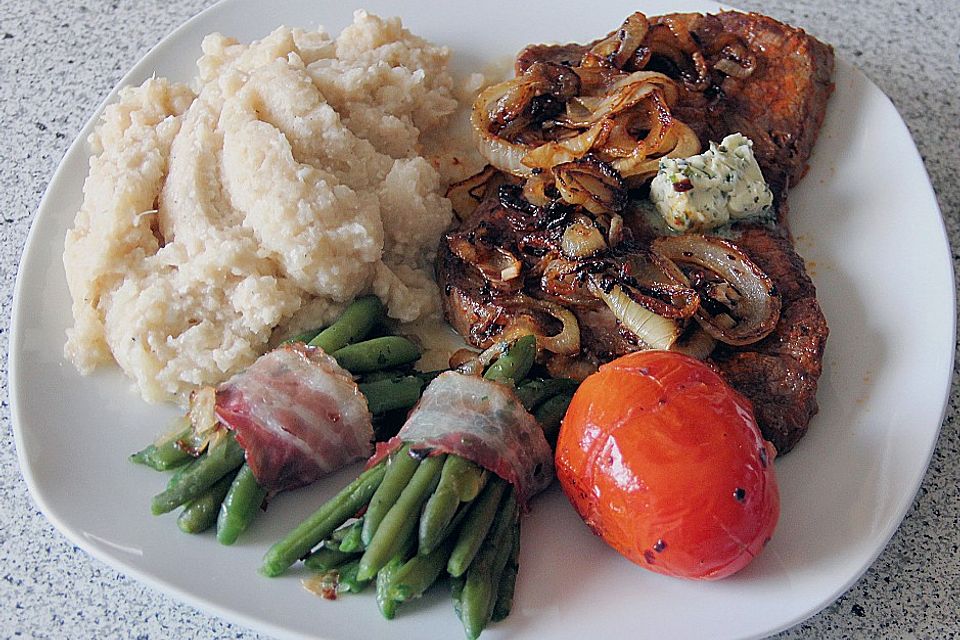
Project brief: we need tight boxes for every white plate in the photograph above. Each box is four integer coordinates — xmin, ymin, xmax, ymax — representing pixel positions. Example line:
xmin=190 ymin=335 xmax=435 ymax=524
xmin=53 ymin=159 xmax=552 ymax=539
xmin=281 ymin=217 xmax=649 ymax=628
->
xmin=10 ymin=0 xmax=954 ymax=638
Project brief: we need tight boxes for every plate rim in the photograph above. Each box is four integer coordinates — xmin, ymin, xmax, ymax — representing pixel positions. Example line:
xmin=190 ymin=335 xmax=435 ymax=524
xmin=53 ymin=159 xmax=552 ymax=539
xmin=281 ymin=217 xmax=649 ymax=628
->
xmin=9 ymin=0 xmax=956 ymax=638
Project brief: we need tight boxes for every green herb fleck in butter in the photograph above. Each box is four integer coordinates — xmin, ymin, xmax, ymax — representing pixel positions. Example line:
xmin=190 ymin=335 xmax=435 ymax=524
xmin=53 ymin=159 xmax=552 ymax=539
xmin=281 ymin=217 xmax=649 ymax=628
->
xmin=649 ymin=133 xmax=773 ymax=233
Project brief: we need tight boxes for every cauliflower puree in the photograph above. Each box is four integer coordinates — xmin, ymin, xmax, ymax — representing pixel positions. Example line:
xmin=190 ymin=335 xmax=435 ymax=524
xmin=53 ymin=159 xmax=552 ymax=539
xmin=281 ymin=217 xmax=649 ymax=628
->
xmin=64 ymin=12 xmax=468 ymax=403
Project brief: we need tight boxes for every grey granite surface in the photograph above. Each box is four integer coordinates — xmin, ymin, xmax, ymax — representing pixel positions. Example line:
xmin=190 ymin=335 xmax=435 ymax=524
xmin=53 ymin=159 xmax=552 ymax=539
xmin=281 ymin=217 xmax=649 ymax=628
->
xmin=1 ymin=0 xmax=957 ymax=638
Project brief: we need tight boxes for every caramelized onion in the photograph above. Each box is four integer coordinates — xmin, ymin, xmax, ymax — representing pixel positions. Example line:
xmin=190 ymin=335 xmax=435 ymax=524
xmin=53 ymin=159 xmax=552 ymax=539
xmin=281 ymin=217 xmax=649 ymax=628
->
xmin=557 ymin=71 xmax=679 ymax=128
xmin=471 ymin=63 xmax=581 ymax=176
xmin=588 ymin=281 xmax=683 ymax=349
xmin=649 ymin=17 xmax=711 ymax=90
xmin=450 ymin=348 xmax=484 ymax=375
xmin=472 ymin=88 xmax=535 ymax=177
xmin=182 ymin=386 xmax=221 ymax=456
xmin=561 ymin=218 xmax=608 ymax=257
xmin=553 ymin=157 xmax=627 ymax=214
xmin=521 ymin=119 xmax=614 ymax=171
xmin=608 ymin=214 xmax=624 ymax=247
xmin=541 ymin=258 xmax=597 ymax=305
xmin=521 ymin=172 xmax=557 ymax=207
xmin=653 ymin=234 xmax=781 ymax=345
xmin=583 ymin=12 xmax=650 ymax=69
xmin=714 ymin=57 xmax=753 ymax=79
xmin=670 ymin=325 xmax=718 ymax=360
xmin=616 ymin=249 xmax=700 ymax=319
xmin=448 ymin=236 xmax=523 ymax=289
xmin=502 ymin=296 xmax=581 ymax=356
xmin=445 ymin=166 xmax=502 ymax=221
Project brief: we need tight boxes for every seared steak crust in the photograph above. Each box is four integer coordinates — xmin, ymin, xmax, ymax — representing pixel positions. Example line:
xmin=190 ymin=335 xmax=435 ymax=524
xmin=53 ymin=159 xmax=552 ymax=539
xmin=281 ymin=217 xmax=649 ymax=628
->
xmin=700 ymin=12 xmax=835 ymax=197
xmin=709 ymin=226 xmax=828 ymax=454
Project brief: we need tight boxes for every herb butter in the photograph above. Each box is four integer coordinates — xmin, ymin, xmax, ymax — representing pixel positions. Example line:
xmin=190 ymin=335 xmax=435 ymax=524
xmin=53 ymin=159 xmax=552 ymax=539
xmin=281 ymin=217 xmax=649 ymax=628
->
xmin=649 ymin=133 xmax=773 ymax=233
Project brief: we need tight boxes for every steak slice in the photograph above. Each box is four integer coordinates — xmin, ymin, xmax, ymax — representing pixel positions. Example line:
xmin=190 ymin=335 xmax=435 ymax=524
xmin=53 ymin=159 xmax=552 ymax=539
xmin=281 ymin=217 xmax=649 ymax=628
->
xmin=708 ymin=225 xmax=828 ymax=454
xmin=515 ymin=11 xmax=835 ymax=198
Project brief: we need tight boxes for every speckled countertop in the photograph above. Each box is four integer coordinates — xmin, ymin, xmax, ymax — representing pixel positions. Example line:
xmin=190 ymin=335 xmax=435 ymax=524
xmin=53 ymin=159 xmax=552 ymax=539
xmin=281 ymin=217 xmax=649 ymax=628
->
xmin=1 ymin=0 xmax=958 ymax=638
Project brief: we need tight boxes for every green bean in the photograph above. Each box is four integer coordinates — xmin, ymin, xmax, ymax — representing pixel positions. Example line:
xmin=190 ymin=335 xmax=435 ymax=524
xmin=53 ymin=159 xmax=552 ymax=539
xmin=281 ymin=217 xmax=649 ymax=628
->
xmin=358 ymin=376 xmax=426 ymax=415
xmin=356 ymin=454 xmax=446 ymax=582
xmin=451 ymin=574 xmax=466 ymax=621
xmin=301 ymin=520 xmax=359 ymax=572
xmin=332 ymin=336 xmax=421 ymax=374
xmin=260 ymin=461 xmax=387 ymax=577
xmin=304 ymin=545 xmax=359 ymax=572
xmin=327 ymin=521 xmax=355 ymax=545
xmin=129 ymin=417 xmax=193 ymax=471
xmin=515 ymin=377 xmax=579 ymax=412
xmin=491 ymin=519 xmax=521 ymax=622
xmin=308 ymin=295 xmax=385 ymax=353
xmin=454 ymin=459 xmax=486 ymax=503
xmin=361 ymin=444 xmax=420 ymax=546
xmin=216 ymin=463 xmax=267 ymax=546
xmin=419 ymin=483 xmax=459 ymax=556
xmin=483 ymin=335 xmax=536 ymax=384
xmin=338 ymin=519 xmax=365 ymax=553
xmin=387 ymin=537 xmax=455 ymax=602
xmin=374 ymin=532 xmax=415 ymax=620
xmin=535 ymin=392 xmax=574 ymax=447
xmin=362 ymin=369 xmax=408 ymax=383
xmin=167 ymin=455 xmax=201 ymax=489
xmin=281 ymin=328 xmax=322 ymax=345
xmin=460 ymin=489 xmax=519 ymax=640
xmin=335 ymin=559 xmax=370 ymax=594
xmin=419 ymin=456 xmax=483 ymax=554
xmin=177 ymin=469 xmax=238 ymax=534
xmin=447 ymin=477 xmax=507 ymax=578
xmin=375 ymin=555 xmax=406 ymax=620
xmin=151 ymin=435 xmax=245 ymax=515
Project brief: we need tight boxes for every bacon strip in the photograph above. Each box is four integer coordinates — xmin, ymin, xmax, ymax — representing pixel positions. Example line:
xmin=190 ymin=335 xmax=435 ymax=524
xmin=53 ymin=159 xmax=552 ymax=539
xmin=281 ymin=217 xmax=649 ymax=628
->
xmin=215 ymin=343 xmax=373 ymax=494
xmin=387 ymin=371 xmax=554 ymax=507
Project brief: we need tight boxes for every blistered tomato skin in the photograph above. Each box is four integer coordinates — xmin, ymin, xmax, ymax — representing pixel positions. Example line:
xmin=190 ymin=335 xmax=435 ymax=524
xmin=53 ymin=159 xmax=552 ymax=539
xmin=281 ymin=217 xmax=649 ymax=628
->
xmin=555 ymin=350 xmax=780 ymax=580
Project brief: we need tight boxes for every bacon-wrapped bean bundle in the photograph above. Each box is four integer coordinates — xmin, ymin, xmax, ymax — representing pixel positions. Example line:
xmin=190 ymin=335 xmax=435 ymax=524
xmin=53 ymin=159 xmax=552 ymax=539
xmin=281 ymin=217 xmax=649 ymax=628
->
xmin=262 ymin=336 xmax=575 ymax=639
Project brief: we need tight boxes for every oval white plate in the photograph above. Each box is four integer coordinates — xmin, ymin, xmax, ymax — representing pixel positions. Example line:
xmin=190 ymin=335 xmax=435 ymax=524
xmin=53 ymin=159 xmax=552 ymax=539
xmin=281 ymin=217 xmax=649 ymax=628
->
xmin=10 ymin=0 xmax=954 ymax=639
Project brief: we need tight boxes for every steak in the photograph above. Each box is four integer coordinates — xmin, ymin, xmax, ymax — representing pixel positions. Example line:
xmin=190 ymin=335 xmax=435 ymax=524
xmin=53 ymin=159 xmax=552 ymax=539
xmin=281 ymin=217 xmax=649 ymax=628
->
xmin=439 ymin=12 xmax=833 ymax=454
xmin=516 ymin=11 xmax=835 ymax=199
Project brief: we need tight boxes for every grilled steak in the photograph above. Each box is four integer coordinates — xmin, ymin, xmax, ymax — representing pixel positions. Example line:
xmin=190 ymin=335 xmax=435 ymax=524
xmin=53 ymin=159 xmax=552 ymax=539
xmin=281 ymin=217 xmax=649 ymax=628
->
xmin=516 ymin=11 xmax=835 ymax=199
xmin=439 ymin=12 xmax=833 ymax=454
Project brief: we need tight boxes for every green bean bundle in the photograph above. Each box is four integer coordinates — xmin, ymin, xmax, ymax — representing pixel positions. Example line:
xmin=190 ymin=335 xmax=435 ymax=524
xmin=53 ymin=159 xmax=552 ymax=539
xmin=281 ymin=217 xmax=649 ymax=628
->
xmin=133 ymin=296 xmax=429 ymax=545
xmin=263 ymin=336 xmax=575 ymax=638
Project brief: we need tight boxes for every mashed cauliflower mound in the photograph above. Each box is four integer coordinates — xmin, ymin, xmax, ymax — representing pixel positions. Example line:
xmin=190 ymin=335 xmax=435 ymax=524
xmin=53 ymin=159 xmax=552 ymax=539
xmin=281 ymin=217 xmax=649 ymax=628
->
xmin=64 ymin=12 xmax=464 ymax=403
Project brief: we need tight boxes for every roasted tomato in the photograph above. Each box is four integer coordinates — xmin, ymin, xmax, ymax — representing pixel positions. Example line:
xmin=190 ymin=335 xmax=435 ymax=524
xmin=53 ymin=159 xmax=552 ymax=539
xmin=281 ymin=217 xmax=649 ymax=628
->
xmin=555 ymin=350 xmax=779 ymax=580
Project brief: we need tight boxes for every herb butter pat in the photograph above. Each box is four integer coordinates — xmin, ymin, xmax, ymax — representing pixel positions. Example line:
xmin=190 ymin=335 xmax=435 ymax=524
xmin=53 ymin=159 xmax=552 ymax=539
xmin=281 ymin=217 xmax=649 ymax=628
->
xmin=650 ymin=133 xmax=773 ymax=232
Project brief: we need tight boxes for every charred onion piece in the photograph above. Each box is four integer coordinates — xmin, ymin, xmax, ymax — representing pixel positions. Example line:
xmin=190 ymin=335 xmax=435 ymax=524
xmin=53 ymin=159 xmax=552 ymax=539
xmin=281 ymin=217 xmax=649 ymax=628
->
xmin=553 ymin=157 xmax=627 ymax=215
xmin=521 ymin=118 xmax=614 ymax=172
xmin=587 ymin=280 xmax=683 ymax=350
xmin=653 ymin=234 xmax=781 ymax=345
xmin=540 ymin=258 xmax=598 ymax=306
xmin=471 ymin=63 xmax=580 ymax=176
xmin=448 ymin=236 xmax=523 ymax=291
xmin=670 ymin=325 xmax=718 ymax=360
xmin=446 ymin=166 xmax=503 ymax=221
xmin=584 ymin=248 xmax=699 ymax=350
xmin=646 ymin=17 xmax=711 ymax=91
xmin=500 ymin=295 xmax=582 ymax=356
xmin=583 ymin=12 xmax=650 ymax=69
